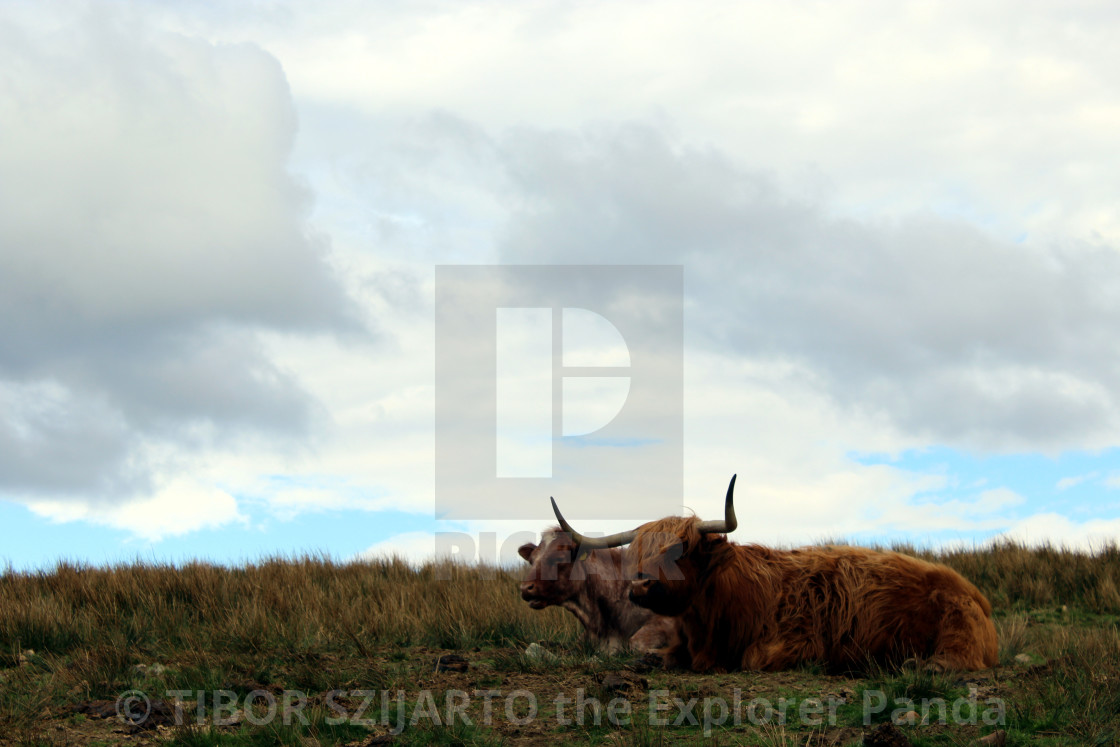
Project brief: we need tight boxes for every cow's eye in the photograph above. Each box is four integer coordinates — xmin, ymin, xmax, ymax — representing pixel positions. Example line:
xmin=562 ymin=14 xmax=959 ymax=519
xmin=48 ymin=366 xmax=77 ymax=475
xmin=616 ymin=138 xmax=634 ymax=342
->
xmin=634 ymin=571 xmax=653 ymax=581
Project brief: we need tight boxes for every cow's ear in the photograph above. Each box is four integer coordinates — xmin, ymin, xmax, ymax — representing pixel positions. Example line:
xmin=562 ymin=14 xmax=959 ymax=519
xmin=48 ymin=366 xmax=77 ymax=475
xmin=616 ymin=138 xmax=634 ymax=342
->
xmin=517 ymin=543 xmax=537 ymax=562
xmin=573 ymin=545 xmax=591 ymax=562
xmin=700 ymin=532 xmax=727 ymax=548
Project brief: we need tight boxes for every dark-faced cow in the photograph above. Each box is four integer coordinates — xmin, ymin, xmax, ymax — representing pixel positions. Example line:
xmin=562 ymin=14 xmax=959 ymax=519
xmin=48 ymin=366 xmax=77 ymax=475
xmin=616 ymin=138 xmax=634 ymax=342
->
xmin=550 ymin=476 xmax=998 ymax=673
xmin=518 ymin=528 xmax=676 ymax=654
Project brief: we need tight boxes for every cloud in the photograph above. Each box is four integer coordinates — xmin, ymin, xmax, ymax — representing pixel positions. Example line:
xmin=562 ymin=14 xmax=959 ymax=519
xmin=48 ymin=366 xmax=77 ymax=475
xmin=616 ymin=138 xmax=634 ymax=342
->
xmin=353 ymin=523 xmax=579 ymax=567
xmin=213 ymin=1 xmax=1120 ymax=246
xmin=7 ymin=2 xmax=1120 ymax=557
xmin=275 ymin=106 xmax=1120 ymax=532
xmin=874 ymin=487 xmax=1026 ymax=534
xmin=491 ymin=123 xmax=1120 ymax=453
xmin=279 ymin=105 xmax=1120 ymax=457
xmin=25 ymin=477 xmax=247 ymax=543
xmin=355 ymin=531 xmax=451 ymax=564
xmin=0 ymin=379 xmax=133 ymax=494
xmin=1057 ymin=472 xmax=1100 ymax=490
xmin=135 ymin=2 xmax=1120 ymax=463
xmin=0 ymin=8 xmax=361 ymax=501
xmin=992 ymin=513 xmax=1120 ymax=550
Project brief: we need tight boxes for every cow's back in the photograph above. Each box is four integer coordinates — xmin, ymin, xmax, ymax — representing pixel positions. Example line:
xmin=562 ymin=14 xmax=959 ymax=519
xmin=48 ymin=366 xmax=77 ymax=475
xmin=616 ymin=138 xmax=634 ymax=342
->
xmin=737 ymin=545 xmax=997 ymax=671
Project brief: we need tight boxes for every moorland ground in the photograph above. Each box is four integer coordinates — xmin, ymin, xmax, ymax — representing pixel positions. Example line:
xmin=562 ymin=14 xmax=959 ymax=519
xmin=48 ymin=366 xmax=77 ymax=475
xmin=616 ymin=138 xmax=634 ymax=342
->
xmin=2 ymin=542 xmax=1119 ymax=745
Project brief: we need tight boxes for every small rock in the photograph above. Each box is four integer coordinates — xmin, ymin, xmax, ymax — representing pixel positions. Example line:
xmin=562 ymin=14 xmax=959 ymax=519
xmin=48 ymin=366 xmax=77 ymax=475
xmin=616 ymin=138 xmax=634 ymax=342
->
xmin=977 ymin=730 xmax=1007 ymax=746
xmin=434 ymin=654 xmax=469 ymax=672
xmin=1013 ymin=653 xmax=1033 ymax=665
xmin=124 ymin=699 xmax=180 ymax=732
xmin=524 ymin=643 xmax=558 ymax=662
xmin=864 ymin=722 xmax=912 ymax=747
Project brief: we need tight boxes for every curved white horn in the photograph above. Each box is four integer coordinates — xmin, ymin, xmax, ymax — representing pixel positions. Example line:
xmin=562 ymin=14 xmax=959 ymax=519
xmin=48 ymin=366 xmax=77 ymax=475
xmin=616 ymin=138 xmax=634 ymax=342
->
xmin=550 ymin=497 xmax=638 ymax=550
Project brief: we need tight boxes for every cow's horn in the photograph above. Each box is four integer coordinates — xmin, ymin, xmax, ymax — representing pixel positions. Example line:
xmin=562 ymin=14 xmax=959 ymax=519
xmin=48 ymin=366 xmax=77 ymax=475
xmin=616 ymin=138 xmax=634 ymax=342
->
xmin=550 ymin=497 xmax=638 ymax=550
xmin=697 ymin=474 xmax=738 ymax=535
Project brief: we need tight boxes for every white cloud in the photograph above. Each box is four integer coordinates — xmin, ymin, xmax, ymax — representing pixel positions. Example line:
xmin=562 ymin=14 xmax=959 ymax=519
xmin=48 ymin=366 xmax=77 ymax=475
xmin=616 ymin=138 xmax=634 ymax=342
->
xmin=992 ymin=513 xmax=1120 ymax=550
xmin=26 ymin=478 xmax=247 ymax=543
xmin=873 ymin=488 xmax=1026 ymax=535
xmin=1057 ymin=473 xmax=1100 ymax=490
xmin=354 ymin=517 xmax=697 ymax=567
xmin=354 ymin=526 xmax=536 ymax=567
xmin=355 ymin=532 xmax=449 ymax=564
xmin=187 ymin=0 xmax=1120 ymax=244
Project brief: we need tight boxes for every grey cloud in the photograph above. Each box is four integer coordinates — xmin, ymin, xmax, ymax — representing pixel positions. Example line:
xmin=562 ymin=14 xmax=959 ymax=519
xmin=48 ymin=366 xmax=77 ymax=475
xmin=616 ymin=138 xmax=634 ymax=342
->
xmin=0 ymin=12 xmax=361 ymax=499
xmin=493 ymin=123 xmax=1120 ymax=451
xmin=0 ymin=381 xmax=135 ymax=495
xmin=90 ymin=327 xmax=320 ymax=438
xmin=274 ymin=108 xmax=1120 ymax=451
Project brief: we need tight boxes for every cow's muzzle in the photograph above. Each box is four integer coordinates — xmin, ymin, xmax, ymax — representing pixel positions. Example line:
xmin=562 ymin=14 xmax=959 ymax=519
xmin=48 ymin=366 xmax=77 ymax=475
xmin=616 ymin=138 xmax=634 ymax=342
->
xmin=628 ymin=577 xmax=664 ymax=607
xmin=520 ymin=582 xmax=549 ymax=609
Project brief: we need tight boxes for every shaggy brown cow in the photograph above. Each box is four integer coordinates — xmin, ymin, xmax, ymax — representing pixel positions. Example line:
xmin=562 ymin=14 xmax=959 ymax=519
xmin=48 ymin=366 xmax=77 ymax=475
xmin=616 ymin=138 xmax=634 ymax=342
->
xmin=550 ymin=476 xmax=998 ymax=673
xmin=518 ymin=528 xmax=676 ymax=653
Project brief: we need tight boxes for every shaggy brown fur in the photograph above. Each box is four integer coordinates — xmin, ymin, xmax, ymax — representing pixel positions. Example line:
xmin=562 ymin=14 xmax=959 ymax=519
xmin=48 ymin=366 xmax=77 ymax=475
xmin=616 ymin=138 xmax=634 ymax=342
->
xmin=519 ymin=528 xmax=676 ymax=653
xmin=625 ymin=517 xmax=998 ymax=673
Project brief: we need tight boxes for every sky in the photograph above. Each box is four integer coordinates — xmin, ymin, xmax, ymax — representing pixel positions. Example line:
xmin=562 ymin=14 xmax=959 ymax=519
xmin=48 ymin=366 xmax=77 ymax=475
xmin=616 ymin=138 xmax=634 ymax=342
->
xmin=2 ymin=0 xmax=1120 ymax=569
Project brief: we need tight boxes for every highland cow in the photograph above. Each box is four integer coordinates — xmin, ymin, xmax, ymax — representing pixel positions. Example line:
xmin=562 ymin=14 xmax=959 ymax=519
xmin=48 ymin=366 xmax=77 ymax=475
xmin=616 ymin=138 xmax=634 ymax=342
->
xmin=518 ymin=528 xmax=676 ymax=653
xmin=550 ymin=476 xmax=998 ymax=673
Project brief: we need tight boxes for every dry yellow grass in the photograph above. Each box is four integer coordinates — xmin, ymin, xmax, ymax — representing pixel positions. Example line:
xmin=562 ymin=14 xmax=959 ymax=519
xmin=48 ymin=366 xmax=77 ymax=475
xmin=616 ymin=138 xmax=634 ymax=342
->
xmin=1 ymin=556 xmax=579 ymax=662
xmin=4 ymin=540 xmax=1120 ymax=666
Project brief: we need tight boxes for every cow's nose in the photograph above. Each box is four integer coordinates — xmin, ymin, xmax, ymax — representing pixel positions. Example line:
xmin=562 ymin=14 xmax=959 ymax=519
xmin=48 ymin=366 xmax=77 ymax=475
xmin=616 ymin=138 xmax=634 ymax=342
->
xmin=520 ymin=581 xmax=537 ymax=596
xmin=632 ymin=578 xmax=654 ymax=594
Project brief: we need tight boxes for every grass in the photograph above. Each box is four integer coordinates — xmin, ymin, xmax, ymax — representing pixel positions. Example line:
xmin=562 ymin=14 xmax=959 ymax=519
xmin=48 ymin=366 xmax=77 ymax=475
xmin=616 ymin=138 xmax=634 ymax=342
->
xmin=0 ymin=543 xmax=1118 ymax=744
